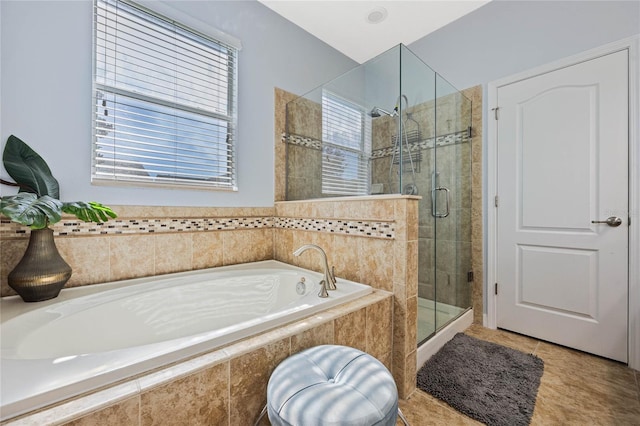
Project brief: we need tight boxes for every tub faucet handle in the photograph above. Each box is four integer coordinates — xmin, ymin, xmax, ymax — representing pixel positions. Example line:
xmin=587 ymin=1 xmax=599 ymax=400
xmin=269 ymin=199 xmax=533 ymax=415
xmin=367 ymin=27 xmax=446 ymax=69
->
xmin=318 ymin=280 xmax=329 ymax=298
xmin=327 ymin=266 xmax=337 ymax=290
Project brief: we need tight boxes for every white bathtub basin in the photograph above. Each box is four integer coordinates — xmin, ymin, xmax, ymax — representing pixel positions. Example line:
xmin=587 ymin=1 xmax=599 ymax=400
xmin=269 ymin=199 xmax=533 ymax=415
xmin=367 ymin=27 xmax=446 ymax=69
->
xmin=0 ymin=260 xmax=371 ymax=421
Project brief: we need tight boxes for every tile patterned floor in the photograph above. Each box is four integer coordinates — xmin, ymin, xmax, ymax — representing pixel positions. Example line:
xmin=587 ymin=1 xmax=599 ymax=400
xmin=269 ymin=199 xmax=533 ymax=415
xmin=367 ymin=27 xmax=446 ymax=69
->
xmin=399 ymin=324 xmax=640 ymax=425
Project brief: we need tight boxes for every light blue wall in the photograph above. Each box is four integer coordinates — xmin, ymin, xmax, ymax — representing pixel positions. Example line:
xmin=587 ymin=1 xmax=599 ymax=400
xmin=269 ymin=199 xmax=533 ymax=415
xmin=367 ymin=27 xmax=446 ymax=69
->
xmin=0 ymin=0 xmax=356 ymax=207
xmin=408 ymin=0 xmax=640 ymax=90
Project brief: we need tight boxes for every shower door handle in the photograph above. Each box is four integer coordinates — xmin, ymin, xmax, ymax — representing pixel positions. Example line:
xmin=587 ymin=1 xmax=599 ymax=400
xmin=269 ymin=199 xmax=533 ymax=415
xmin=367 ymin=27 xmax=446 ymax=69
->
xmin=591 ymin=216 xmax=623 ymax=227
xmin=432 ymin=187 xmax=450 ymax=218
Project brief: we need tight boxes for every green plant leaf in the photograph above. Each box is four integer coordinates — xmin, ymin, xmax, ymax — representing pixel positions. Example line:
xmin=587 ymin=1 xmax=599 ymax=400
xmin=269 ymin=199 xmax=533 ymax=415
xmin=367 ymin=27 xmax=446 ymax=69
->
xmin=62 ymin=201 xmax=118 ymax=223
xmin=3 ymin=135 xmax=60 ymax=198
xmin=0 ymin=193 xmax=63 ymax=229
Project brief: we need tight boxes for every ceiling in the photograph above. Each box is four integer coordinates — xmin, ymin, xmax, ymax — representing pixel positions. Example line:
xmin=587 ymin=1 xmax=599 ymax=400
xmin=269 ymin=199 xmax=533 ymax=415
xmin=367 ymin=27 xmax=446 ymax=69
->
xmin=258 ymin=1 xmax=491 ymax=64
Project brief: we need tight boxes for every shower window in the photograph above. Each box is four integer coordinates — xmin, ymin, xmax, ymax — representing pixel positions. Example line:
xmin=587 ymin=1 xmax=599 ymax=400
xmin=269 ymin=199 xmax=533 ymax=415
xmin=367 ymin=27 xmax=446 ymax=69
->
xmin=92 ymin=0 xmax=239 ymax=190
xmin=321 ymin=92 xmax=371 ymax=195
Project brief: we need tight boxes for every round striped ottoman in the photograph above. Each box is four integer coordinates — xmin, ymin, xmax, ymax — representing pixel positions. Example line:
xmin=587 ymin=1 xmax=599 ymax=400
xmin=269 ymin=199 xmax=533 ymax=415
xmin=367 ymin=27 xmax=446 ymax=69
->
xmin=266 ymin=345 xmax=400 ymax=426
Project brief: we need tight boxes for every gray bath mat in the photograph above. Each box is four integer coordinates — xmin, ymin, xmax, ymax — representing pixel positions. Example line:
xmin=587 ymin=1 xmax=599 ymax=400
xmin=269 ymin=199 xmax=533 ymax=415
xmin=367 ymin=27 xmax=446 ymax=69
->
xmin=417 ymin=333 xmax=544 ymax=426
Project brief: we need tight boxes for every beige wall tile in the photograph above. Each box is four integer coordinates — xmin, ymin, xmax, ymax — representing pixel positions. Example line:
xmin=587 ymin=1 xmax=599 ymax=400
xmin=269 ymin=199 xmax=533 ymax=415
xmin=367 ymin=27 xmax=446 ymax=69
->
xmin=331 ymin=234 xmax=361 ymax=283
xmin=334 ymin=309 xmax=367 ymax=352
xmin=392 ymin=358 xmax=407 ymax=400
xmin=366 ymin=297 xmax=393 ymax=360
xmin=62 ymin=397 xmax=140 ymax=426
xmin=273 ymin=202 xmax=296 ymax=218
xmin=358 ymin=238 xmax=394 ymax=291
xmin=393 ymin=295 xmax=407 ymax=363
xmin=1 ymin=238 xmax=28 ymax=297
xmin=333 ymin=200 xmax=368 ymax=220
xmin=406 ymin=240 xmax=418 ymax=298
xmin=406 ymin=296 xmax=417 ymax=356
xmin=407 ymin=200 xmax=419 ymax=242
xmin=403 ymin=350 xmax=417 ymax=398
xmin=154 ymin=233 xmax=192 ymax=275
xmin=140 ymin=362 xmax=229 ymax=426
xmin=56 ymin=237 xmax=111 ymax=288
xmin=223 ymin=230 xmax=254 ymax=265
xmin=394 ymin=200 xmax=408 ymax=242
xmin=273 ymin=229 xmax=293 ymax=265
xmin=192 ymin=231 xmax=224 ymax=270
xmin=393 ymin=241 xmax=407 ymax=285
xmin=311 ymin=201 xmax=335 ymax=218
xmin=291 ymin=321 xmax=334 ymax=353
xmin=251 ymin=228 xmax=274 ymax=262
xmin=370 ymin=199 xmax=395 ymax=220
xmin=110 ymin=235 xmax=155 ymax=281
xmin=230 ymin=338 xmax=290 ymax=426
xmin=376 ymin=351 xmax=393 ymax=374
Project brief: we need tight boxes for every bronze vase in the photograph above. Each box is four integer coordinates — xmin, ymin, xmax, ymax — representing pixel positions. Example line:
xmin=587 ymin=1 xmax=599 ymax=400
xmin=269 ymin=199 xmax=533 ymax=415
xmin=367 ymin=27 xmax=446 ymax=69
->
xmin=8 ymin=228 xmax=72 ymax=302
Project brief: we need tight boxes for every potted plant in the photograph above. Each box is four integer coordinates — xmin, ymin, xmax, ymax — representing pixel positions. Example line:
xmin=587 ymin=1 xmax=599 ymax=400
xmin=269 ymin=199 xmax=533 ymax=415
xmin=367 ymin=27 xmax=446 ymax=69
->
xmin=0 ymin=135 xmax=117 ymax=302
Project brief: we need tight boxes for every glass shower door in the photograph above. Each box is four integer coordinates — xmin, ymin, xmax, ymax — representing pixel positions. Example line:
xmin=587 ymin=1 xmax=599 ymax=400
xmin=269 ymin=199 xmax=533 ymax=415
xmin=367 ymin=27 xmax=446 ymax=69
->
xmin=432 ymin=75 xmax=472 ymax=332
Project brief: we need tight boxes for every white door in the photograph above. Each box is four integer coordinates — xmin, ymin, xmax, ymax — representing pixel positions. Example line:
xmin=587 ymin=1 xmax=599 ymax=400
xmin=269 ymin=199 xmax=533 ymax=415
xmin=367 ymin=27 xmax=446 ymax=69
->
xmin=496 ymin=50 xmax=629 ymax=362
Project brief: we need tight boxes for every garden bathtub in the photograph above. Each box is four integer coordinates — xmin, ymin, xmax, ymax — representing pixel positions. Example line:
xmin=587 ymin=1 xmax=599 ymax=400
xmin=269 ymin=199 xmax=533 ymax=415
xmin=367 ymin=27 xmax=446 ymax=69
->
xmin=0 ymin=260 xmax=371 ymax=420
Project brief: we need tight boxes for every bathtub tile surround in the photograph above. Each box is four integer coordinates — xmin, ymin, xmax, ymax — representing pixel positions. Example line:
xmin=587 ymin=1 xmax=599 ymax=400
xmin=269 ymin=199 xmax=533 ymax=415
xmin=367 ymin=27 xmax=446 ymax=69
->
xmin=1 ymin=197 xmax=404 ymax=423
xmin=64 ymin=397 xmax=140 ymax=426
xmin=274 ymin=196 xmax=418 ymax=398
xmin=2 ymin=207 xmax=390 ymax=297
xmin=2 ymin=292 xmax=393 ymax=426
xmin=0 ymin=206 xmax=277 ymax=297
xmin=141 ymin=362 xmax=229 ymax=425
xmin=229 ymin=338 xmax=290 ymax=424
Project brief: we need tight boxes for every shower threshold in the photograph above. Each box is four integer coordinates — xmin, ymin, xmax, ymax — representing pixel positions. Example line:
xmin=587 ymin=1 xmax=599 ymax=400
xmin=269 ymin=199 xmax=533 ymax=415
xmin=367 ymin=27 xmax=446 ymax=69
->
xmin=417 ymin=297 xmax=467 ymax=343
xmin=416 ymin=299 xmax=473 ymax=369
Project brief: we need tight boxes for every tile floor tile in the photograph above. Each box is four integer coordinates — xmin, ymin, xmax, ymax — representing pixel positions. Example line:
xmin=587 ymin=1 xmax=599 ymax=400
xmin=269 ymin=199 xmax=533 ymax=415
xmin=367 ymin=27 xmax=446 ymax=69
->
xmin=403 ymin=325 xmax=640 ymax=426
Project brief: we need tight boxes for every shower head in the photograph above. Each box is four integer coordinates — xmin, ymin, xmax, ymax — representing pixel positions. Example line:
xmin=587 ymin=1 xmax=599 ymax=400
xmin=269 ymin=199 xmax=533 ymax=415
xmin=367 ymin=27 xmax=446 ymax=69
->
xmin=369 ymin=106 xmax=397 ymax=118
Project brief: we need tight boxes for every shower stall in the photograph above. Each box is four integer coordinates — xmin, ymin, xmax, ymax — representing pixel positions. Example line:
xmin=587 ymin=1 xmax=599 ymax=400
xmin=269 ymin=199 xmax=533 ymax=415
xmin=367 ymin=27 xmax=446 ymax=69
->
xmin=284 ymin=44 xmax=472 ymax=348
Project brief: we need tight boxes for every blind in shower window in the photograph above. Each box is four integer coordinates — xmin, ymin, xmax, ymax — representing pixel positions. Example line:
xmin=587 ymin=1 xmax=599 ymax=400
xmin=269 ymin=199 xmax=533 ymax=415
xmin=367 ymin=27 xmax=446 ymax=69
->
xmin=321 ymin=92 xmax=371 ymax=195
xmin=92 ymin=0 xmax=238 ymax=189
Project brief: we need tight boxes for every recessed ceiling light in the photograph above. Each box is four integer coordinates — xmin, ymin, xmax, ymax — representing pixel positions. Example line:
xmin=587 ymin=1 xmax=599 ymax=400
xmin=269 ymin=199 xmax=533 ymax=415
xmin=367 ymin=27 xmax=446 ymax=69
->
xmin=366 ymin=7 xmax=388 ymax=24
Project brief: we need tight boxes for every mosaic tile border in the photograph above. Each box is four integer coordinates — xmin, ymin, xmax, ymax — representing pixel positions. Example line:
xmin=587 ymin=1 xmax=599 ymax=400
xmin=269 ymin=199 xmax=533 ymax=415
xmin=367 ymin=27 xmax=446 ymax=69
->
xmin=0 ymin=217 xmax=275 ymax=237
xmin=1 ymin=217 xmax=395 ymax=239
xmin=282 ymin=129 xmax=470 ymax=159
xmin=276 ymin=218 xmax=394 ymax=239
xmin=371 ymin=129 xmax=471 ymax=159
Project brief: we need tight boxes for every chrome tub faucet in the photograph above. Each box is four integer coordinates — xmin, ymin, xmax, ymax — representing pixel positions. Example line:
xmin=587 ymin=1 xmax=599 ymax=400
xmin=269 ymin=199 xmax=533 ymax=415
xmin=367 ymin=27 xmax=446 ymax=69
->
xmin=293 ymin=244 xmax=337 ymax=298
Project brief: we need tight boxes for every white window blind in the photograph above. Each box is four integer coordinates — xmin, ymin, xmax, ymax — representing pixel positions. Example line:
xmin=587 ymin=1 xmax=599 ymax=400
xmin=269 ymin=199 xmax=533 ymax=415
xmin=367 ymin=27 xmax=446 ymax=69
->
xmin=321 ymin=92 xmax=371 ymax=195
xmin=92 ymin=0 xmax=238 ymax=190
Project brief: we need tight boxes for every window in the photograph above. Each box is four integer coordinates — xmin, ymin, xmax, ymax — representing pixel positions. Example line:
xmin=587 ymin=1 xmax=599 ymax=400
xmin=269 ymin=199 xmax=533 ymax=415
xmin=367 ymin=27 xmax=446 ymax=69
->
xmin=92 ymin=0 xmax=239 ymax=190
xmin=321 ymin=92 xmax=371 ymax=195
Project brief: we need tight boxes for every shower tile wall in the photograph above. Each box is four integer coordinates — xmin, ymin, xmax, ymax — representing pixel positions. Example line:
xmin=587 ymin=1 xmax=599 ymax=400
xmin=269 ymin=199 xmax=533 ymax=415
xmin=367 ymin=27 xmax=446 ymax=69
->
xmin=283 ymin=94 xmax=324 ymax=201
xmin=370 ymin=92 xmax=473 ymax=311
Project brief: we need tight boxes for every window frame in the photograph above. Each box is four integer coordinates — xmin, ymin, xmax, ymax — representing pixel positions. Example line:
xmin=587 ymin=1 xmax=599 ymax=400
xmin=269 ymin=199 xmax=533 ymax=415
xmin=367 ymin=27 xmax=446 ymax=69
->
xmin=91 ymin=0 xmax=239 ymax=191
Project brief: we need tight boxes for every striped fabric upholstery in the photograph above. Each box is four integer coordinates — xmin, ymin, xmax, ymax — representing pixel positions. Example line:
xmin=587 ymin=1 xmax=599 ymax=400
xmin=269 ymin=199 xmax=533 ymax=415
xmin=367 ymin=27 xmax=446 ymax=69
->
xmin=267 ymin=345 xmax=398 ymax=426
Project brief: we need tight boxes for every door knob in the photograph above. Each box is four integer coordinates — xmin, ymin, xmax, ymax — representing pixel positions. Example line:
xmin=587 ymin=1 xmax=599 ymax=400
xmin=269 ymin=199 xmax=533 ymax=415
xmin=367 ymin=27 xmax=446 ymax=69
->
xmin=591 ymin=216 xmax=623 ymax=227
